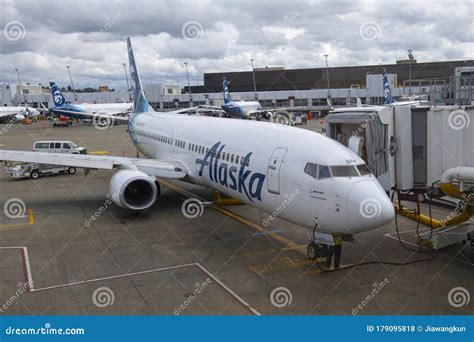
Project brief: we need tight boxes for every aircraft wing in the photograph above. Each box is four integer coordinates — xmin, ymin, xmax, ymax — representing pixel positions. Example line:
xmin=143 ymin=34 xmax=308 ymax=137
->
xmin=0 ymin=150 xmax=187 ymax=179
xmin=49 ymin=108 xmax=130 ymax=121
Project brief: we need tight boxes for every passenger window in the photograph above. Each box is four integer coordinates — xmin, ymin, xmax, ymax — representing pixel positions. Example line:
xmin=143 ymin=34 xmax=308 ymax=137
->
xmin=330 ymin=165 xmax=358 ymax=177
xmin=206 ymin=148 xmax=209 ymax=154
xmin=304 ymin=163 xmax=318 ymax=179
xmin=55 ymin=143 xmax=61 ymax=149
xmin=50 ymin=143 xmax=54 ymax=149
xmin=63 ymin=143 xmax=70 ymax=149
xmin=235 ymin=155 xmax=239 ymax=164
xmin=231 ymin=154 xmax=234 ymax=163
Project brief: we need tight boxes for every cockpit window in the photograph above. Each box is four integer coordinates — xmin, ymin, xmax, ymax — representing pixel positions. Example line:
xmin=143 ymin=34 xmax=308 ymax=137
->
xmin=304 ymin=163 xmax=331 ymax=180
xmin=304 ymin=163 xmax=318 ymax=179
xmin=318 ymin=165 xmax=331 ymax=179
xmin=357 ymin=164 xmax=371 ymax=175
xmin=330 ymin=165 xmax=359 ymax=177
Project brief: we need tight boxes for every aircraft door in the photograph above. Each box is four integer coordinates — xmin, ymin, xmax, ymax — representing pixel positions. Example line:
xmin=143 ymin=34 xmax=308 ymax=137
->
xmin=267 ymin=147 xmax=288 ymax=194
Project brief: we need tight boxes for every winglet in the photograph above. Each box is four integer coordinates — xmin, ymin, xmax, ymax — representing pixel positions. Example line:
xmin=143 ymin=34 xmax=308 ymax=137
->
xmin=127 ymin=37 xmax=154 ymax=113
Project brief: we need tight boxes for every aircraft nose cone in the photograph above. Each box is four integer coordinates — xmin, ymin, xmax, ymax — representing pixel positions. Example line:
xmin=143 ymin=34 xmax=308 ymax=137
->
xmin=347 ymin=181 xmax=395 ymax=232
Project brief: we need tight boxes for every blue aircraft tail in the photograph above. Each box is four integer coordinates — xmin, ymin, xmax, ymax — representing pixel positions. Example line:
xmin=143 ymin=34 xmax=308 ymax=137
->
xmin=49 ymin=82 xmax=67 ymax=107
xmin=382 ymin=68 xmax=393 ymax=105
xmin=222 ymin=77 xmax=231 ymax=104
xmin=127 ymin=37 xmax=154 ymax=113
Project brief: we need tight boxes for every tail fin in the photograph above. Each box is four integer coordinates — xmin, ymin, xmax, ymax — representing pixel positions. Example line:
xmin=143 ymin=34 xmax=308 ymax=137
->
xmin=382 ymin=68 xmax=393 ymax=105
xmin=49 ymin=82 xmax=66 ymax=107
xmin=222 ymin=77 xmax=230 ymax=104
xmin=127 ymin=37 xmax=154 ymax=113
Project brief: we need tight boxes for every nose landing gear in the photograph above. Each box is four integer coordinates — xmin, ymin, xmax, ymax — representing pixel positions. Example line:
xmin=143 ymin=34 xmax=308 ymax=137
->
xmin=307 ymin=242 xmax=328 ymax=260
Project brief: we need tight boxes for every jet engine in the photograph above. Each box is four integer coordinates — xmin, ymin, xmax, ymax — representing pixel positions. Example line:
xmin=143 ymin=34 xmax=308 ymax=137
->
xmin=109 ymin=170 xmax=159 ymax=210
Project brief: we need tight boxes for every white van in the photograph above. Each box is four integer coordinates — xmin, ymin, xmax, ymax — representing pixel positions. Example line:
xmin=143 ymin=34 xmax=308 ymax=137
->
xmin=33 ymin=141 xmax=87 ymax=154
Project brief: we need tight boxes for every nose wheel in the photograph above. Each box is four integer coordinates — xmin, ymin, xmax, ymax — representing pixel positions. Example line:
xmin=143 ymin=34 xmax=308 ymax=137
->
xmin=307 ymin=242 xmax=328 ymax=260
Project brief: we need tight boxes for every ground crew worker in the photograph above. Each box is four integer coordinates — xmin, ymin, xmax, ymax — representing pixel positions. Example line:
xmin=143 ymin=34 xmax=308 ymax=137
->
xmin=326 ymin=233 xmax=343 ymax=269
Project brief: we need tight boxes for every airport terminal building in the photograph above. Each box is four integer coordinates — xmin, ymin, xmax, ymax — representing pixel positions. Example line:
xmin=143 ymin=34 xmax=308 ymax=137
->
xmin=1 ymin=59 xmax=473 ymax=113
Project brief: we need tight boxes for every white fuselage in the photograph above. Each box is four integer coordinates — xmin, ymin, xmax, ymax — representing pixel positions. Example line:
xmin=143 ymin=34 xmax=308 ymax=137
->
xmin=0 ymin=106 xmax=40 ymax=119
xmin=128 ymin=112 xmax=394 ymax=234
xmin=78 ymin=103 xmax=133 ymax=115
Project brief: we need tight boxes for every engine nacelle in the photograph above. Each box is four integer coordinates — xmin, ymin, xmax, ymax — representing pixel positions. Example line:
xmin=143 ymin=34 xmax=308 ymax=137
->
xmin=109 ymin=170 xmax=159 ymax=210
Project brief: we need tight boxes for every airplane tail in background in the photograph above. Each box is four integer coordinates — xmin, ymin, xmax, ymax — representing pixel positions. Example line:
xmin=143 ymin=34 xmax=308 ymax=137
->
xmin=223 ymin=77 xmax=231 ymax=104
xmin=49 ymin=82 xmax=67 ymax=107
xmin=382 ymin=68 xmax=393 ymax=105
xmin=127 ymin=37 xmax=154 ymax=113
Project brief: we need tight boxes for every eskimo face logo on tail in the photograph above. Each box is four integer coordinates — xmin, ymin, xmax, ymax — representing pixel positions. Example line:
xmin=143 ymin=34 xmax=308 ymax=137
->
xmin=53 ymin=90 xmax=64 ymax=106
xmin=195 ymin=142 xmax=265 ymax=202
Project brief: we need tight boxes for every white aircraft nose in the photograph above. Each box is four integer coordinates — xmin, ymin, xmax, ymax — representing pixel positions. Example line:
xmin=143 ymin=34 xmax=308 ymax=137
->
xmin=347 ymin=181 xmax=395 ymax=232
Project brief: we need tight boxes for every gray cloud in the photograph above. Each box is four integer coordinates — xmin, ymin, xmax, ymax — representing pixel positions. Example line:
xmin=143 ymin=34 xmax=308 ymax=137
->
xmin=0 ymin=0 xmax=472 ymax=90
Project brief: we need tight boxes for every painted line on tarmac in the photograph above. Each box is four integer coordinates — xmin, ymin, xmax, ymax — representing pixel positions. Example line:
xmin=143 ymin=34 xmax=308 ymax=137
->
xmin=160 ymin=179 xmax=306 ymax=256
xmin=0 ymin=246 xmax=261 ymax=315
xmin=0 ymin=209 xmax=34 ymax=230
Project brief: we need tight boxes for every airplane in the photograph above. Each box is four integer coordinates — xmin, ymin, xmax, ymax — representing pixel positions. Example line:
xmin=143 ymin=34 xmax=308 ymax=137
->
xmin=0 ymin=106 xmax=40 ymax=122
xmin=382 ymin=68 xmax=429 ymax=106
xmin=48 ymin=82 xmax=133 ymax=119
xmin=0 ymin=37 xmax=394 ymax=259
xmin=220 ymin=77 xmax=266 ymax=118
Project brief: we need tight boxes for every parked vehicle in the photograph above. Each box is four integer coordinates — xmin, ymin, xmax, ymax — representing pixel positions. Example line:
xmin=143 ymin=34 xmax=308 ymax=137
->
xmin=33 ymin=141 xmax=87 ymax=154
xmin=51 ymin=117 xmax=73 ymax=127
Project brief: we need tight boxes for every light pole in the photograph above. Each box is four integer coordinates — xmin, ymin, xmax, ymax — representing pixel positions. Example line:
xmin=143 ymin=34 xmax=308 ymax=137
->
xmin=66 ymin=65 xmax=77 ymax=101
xmin=14 ymin=68 xmax=25 ymax=104
xmin=407 ymin=49 xmax=413 ymax=96
xmin=122 ymin=63 xmax=131 ymax=100
xmin=324 ymin=54 xmax=330 ymax=100
xmin=184 ymin=62 xmax=191 ymax=105
xmin=250 ymin=58 xmax=257 ymax=100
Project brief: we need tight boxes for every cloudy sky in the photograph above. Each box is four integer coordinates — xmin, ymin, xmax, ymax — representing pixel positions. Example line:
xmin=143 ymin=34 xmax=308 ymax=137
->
xmin=0 ymin=0 xmax=473 ymax=90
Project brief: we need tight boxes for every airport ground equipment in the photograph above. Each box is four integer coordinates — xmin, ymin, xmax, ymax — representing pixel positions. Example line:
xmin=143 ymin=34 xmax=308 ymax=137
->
xmin=394 ymin=167 xmax=473 ymax=250
xmin=5 ymin=162 xmax=76 ymax=179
